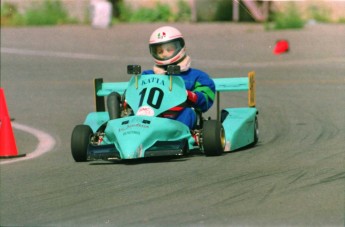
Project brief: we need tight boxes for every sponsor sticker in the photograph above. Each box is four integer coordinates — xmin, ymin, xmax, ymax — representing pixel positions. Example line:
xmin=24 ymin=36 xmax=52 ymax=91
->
xmin=136 ymin=106 xmax=155 ymax=116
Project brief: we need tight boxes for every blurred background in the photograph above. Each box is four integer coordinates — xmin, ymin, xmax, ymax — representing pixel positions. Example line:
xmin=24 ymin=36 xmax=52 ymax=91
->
xmin=1 ymin=0 xmax=345 ymax=28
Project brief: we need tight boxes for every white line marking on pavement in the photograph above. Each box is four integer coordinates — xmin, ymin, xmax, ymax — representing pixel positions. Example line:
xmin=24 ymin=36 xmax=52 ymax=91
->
xmin=0 ymin=47 xmax=151 ymax=63
xmin=0 ymin=123 xmax=56 ymax=165
xmin=1 ymin=47 xmax=117 ymax=61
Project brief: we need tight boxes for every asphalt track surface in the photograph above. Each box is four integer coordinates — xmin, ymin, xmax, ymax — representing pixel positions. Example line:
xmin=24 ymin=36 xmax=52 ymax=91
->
xmin=1 ymin=23 xmax=344 ymax=226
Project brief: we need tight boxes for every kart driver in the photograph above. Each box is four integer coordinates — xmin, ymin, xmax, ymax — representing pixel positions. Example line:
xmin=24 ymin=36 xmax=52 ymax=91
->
xmin=142 ymin=26 xmax=215 ymax=129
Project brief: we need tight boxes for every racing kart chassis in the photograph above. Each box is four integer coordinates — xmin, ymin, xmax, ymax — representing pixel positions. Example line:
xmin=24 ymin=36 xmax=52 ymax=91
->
xmin=71 ymin=65 xmax=258 ymax=162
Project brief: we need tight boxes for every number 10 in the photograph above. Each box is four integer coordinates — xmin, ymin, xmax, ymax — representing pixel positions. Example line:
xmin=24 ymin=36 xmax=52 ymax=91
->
xmin=138 ymin=87 xmax=164 ymax=109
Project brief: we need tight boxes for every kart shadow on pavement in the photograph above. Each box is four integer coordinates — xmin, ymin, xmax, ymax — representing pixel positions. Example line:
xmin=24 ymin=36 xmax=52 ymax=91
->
xmin=229 ymin=141 xmax=262 ymax=154
xmin=89 ymin=156 xmax=191 ymax=165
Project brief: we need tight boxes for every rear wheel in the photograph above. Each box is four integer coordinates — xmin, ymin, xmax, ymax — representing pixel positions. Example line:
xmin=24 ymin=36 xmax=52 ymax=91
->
xmin=71 ymin=125 xmax=93 ymax=162
xmin=253 ymin=116 xmax=259 ymax=144
xmin=107 ymin=92 xmax=121 ymax=120
xmin=203 ymin=120 xmax=225 ymax=156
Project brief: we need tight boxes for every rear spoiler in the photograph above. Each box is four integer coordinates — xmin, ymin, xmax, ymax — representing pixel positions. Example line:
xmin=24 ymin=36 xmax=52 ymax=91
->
xmin=213 ymin=71 xmax=256 ymax=106
xmin=93 ymin=71 xmax=256 ymax=112
xmin=213 ymin=71 xmax=256 ymax=120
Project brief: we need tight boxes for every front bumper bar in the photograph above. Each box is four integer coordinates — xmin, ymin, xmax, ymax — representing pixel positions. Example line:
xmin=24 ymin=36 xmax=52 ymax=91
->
xmin=87 ymin=139 xmax=187 ymax=161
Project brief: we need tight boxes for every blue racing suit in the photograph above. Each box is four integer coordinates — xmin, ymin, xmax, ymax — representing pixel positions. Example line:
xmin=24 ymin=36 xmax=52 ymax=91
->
xmin=142 ymin=68 xmax=215 ymax=129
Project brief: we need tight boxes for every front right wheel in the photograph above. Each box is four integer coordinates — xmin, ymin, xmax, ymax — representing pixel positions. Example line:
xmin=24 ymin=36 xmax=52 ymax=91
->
xmin=202 ymin=120 xmax=225 ymax=156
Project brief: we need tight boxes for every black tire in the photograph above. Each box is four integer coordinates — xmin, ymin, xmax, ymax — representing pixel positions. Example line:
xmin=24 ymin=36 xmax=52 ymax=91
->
xmin=182 ymin=139 xmax=190 ymax=156
xmin=71 ymin=125 xmax=93 ymax=162
xmin=107 ymin=92 xmax=121 ymax=120
xmin=253 ymin=116 xmax=259 ymax=144
xmin=203 ymin=120 xmax=225 ymax=156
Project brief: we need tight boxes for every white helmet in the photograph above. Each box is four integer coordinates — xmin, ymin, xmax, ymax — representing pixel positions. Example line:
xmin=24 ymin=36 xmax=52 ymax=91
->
xmin=149 ymin=26 xmax=186 ymax=66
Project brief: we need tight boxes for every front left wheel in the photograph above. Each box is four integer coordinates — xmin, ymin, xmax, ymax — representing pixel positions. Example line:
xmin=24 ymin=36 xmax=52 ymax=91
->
xmin=71 ymin=125 xmax=93 ymax=162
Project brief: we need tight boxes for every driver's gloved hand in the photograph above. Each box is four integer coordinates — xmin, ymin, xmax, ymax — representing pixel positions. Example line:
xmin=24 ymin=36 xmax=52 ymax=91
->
xmin=187 ymin=90 xmax=198 ymax=106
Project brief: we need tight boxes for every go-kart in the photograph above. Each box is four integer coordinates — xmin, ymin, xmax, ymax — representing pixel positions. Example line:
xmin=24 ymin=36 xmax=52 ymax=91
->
xmin=71 ymin=65 xmax=258 ymax=162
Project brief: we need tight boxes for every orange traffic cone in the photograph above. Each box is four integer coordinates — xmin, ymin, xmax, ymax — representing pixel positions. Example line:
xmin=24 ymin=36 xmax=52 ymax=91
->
xmin=0 ymin=88 xmax=25 ymax=158
xmin=0 ymin=88 xmax=9 ymax=118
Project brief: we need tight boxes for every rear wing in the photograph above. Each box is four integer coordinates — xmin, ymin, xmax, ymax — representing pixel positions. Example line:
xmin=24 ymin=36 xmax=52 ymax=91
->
xmin=213 ymin=71 xmax=256 ymax=120
xmin=93 ymin=71 xmax=256 ymax=112
xmin=213 ymin=71 xmax=256 ymax=105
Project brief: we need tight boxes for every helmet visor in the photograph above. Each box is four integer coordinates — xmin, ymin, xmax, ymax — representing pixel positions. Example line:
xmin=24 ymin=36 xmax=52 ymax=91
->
xmin=150 ymin=38 xmax=185 ymax=61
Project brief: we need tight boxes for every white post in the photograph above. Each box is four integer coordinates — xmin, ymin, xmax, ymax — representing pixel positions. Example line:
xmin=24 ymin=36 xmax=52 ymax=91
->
xmin=190 ymin=0 xmax=197 ymax=22
xmin=90 ymin=0 xmax=112 ymax=29
xmin=233 ymin=0 xmax=239 ymax=22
